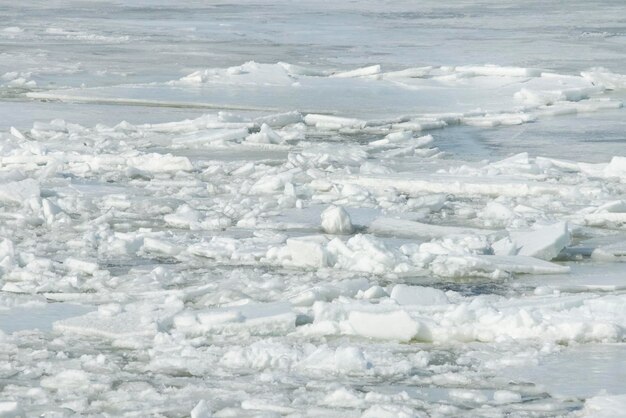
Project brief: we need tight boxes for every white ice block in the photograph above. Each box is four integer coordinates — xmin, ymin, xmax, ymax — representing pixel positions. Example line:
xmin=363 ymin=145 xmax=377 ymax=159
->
xmin=348 ymin=310 xmax=420 ymax=342
xmin=390 ymin=284 xmax=449 ymax=306
xmin=286 ymin=236 xmax=329 ymax=268
xmin=508 ymin=222 xmax=570 ymax=260
xmin=321 ymin=205 xmax=354 ymax=234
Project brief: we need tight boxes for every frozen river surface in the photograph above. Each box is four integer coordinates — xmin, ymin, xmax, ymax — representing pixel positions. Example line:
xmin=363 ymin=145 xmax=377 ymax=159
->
xmin=1 ymin=1 xmax=626 ymax=417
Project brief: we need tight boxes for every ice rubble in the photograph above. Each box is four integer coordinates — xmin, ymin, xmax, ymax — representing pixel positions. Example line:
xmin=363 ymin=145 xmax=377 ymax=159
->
xmin=0 ymin=111 xmax=621 ymax=287
xmin=2 ymin=64 xmax=626 ymax=417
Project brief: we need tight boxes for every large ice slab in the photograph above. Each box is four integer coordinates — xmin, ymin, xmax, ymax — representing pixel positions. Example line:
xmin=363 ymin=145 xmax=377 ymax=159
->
xmin=390 ymin=285 xmax=449 ymax=306
xmin=173 ymin=302 xmax=297 ymax=336
xmin=497 ymin=222 xmax=570 ymax=261
xmin=370 ymin=217 xmax=496 ymax=239
xmin=348 ymin=310 xmax=421 ymax=342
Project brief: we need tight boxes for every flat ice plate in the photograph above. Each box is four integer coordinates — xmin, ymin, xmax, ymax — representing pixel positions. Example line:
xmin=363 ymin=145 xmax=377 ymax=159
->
xmin=0 ymin=303 xmax=93 ymax=334
xmin=504 ymin=344 xmax=626 ymax=398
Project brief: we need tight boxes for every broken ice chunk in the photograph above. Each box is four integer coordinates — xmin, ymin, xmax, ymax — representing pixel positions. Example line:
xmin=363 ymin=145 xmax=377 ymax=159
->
xmin=348 ymin=310 xmax=420 ymax=342
xmin=244 ymin=123 xmax=284 ymax=144
xmin=321 ymin=205 xmax=354 ymax=234
xmin=390 ymin=284 xmax=449 ymax=306
xmin=54 ymin=310 xmax=158 ymax=340
xmin=478 ymin=254 xmax=570 ymax=274
xmin=604 ymin=156 xmax=626 ymax=178
xmin=508 ymin=222 xmax=570 ymax=260
xmin=64 ymin=257 xmax=98 ymax=275
xmin=0 ymin=179 xmax=40 ymax=205
xmin=190 ymin=400 xmax=211 ymax=418
xmin=173 ymin=302 xmax=296 ymax=336
xmin=370 ymin=217 xmax=495 ymax=239
xmin=286 ymin=236 xmax=329 ymax=268
xmin=253 ymin=110 xmax=302 ymax=127
xmin=303 ymin=114 xmax=366 ymax=129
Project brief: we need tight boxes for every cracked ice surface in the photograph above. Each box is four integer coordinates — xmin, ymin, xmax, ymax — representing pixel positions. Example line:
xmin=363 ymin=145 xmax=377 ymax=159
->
xmin=1 ymin=1 xmax=626 ymax=417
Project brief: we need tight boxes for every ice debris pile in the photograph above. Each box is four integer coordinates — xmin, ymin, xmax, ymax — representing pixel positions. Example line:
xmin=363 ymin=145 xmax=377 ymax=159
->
xmin=1 ymin=64 xmax=626 ymax=417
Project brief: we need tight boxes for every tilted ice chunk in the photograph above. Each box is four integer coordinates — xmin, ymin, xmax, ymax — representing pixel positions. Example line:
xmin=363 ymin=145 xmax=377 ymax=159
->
xmin=9 ymin=126 xmax=25 ymax=139
xmin=491 ymin=237 xmax=518 ymax=256
xmin=348 ymin=310 xmax=420 ymax=342
xmin=303 ymin=114 xmax=366 ymax=129
xmin=64 ymin=257 xmax=99 ymax=275
xmin=430 ymin=253 xmax=569 ymax=277
xmin=286 ymin=236 xmax=329 ymax=268
xmin=604 ymin=156 xmax=626 ymax=178
xmin=477 ymin=254 xmax=570 ymax=274
xmin=0 ymin=178 xmax=40 ymax=204
xmin=330 ymin=65 xmax=381 ymax=78
xmin=42 ymin=198 xmax=67 ymax=226
xmin=190 ymin=400 xmax=211 ymax=418
xmin=321 ymin=205 xmax=353 ymax=234
xmin=254 ymin=110 xmax=302 ymax=127
xmin=390 ymin=285 xmax=449 ymax=306
xmin=369 ymin=217 xmax=496 ymax=239
xmin=506 ymin=222 xmax=570 ymax=260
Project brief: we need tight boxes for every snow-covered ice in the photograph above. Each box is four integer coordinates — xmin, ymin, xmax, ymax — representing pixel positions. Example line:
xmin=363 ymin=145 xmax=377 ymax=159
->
xmin=1 ymin=0 xmax=626 ymax=416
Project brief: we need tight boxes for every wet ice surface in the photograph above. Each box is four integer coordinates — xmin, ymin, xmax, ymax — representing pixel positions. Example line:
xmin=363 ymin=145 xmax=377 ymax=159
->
xmin=1 ymin=1 xmax=626 ymax=417
xmin=506 ymin=344 xmax=626 ymax=399
xmin=0 ymin=303 xmax=92 ymax=334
